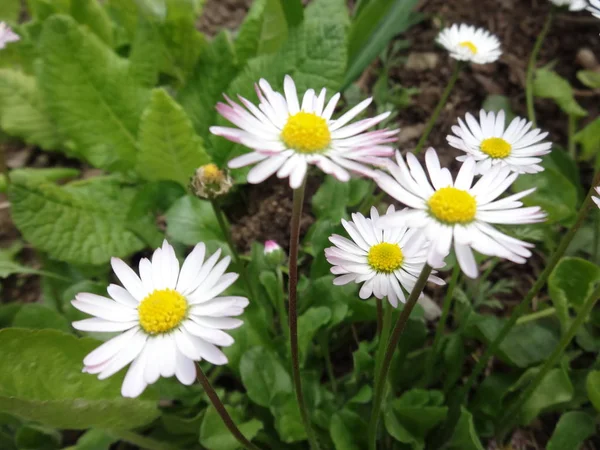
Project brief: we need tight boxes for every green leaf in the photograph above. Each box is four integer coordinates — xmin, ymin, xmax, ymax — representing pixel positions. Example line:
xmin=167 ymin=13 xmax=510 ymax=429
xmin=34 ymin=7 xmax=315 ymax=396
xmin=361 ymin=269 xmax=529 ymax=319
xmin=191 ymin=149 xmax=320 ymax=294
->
xmin=518 ymin=366 xmax=574 ymax=425
xmin=548 ymin=257 xmax=600 ymax=332
xmin=298 ymin=306 xmax=331 ymax=365
xmin=71 ymin=0 xmax=114 ymax=46
xmin=304 ymin=276 xmax=350 ymax=327
xmin=482 ymin=95 xmax=516 ymax=123
xmin=71 ymin=430 xmax=117 ymax=450
xmin=272 ymin=396 xmax=306 ymax=443
xmin=165 ymin=195 xmax=225 ymax=246
xmin=533 ymin=69 xmax=587 ymax=117
xmin=12 ymin=304 xmax=71 ymax=333
xmin=26 ymin=0 xmax=70 ymax=20
xmin=574 ymin=118 xmax=600 ymax=161
xmin=199 ymin=406 xmax=262 ymax=450
xmin=312 ymin=176 xmax=350 ymax=221
xmin=0 ymin=242 xmax=48 ymax=279
xmin=447 ymin=408 xmax=484 ymax=450
xmin=547 ymin=411 xmax=596 ymax=450
xmin=586 ymin=370 xmax=600 ymax=412
xmin=330 ymin=409 xmax=367 ymax=450
xmin=9 ymin=177 xmax=145 ymax=265
xmin=137 ymin=89 xmax=210 ymax=187
xmin=344 ymin=0 xmax=420 ymax=89
xmin=577 ymin=70 xmax=600 ymax=89
xmin=280 ymin=0 xmax=304 ymax=27
xmin=0 ymin=69 xmax=60 ymax=150
xmin=235 ymin=0 xmax=288 ymax=65
xmin=15 ymin=424 xmax=61 ymax=450
xmin=239 ymin=346 xmax=292 ymax=407
xmin=10 ymin=168 xmax=80 ymax=185
xmin=38 ymin=15 xmax=150 ymax=171
xmin=0 ymin=0 xmax=20 ymax=23
xmin=0 ymin=329 xmax=159 ymax=429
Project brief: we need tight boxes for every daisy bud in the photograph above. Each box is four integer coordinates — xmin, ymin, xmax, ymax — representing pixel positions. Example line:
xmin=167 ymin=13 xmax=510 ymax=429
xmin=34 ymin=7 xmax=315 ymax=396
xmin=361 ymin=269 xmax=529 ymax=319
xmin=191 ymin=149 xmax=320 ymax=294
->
xmin=0 ymin=22 xmax=19 ymax=50
xmin=264 ymin=240 xmax=285 ymax=265
xmin=190 ymin=163 xmax=233 ymax=199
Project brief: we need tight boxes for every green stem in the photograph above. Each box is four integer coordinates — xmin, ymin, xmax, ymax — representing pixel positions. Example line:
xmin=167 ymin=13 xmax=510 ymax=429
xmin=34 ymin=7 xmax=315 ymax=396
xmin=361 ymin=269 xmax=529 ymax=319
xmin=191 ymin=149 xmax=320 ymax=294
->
xmin=276 ymin=267 xmax=289 ymax=339
xmin=319 ymin=332 xmax=337 ymax=393
xmin=368 ymin=265 xmax=433 ymax=450
xmin=196 ymin=365 xmax=263 ymax=450
xmin=374 ymin=300 xmax=393 ymax=381
xmin=376 ymin=298 xmax=383 ymax=337
xmin=515 ymin=307 xmax=556 ymax=325
xmin=434 ymin=170 xmax=600 ymax=449
xmin=287 ymin=178 xmax=319 ymax=450
xmin=526 ymin=8 xmax=554 ymax=128
xmin=497 ymin=283 xmax=600 ymax=437
xmin=568 ymin=115 xmax=577 ymax=159
xmin=108 ymin=431 xmax=180 ymax=450
xmin=414 ymin=63 xmax=462 ymax=154
xmin=423 ymin=264 xmax=460 ymax=386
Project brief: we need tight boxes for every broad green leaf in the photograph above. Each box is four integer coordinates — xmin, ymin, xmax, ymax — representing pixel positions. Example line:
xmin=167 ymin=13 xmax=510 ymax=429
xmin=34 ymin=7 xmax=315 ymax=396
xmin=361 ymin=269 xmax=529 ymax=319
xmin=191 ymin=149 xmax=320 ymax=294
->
xmin=298 ymin=306 xmax=331 ymax=365
xmin=12 ymin=304 xmax=71 ymax=333
xmin=137 ymin=89 xmax=210 ymax=187
xmin=304 ymin=276 xmax=350 ymax=326
xmin=519 ymin=367 xmax=574 ymax=425
xmin=586 ymin=370 xmax=600 ymax=412
xmin=577 ymin=70 xmax=600 ymax=89
xmin=10 ymin=168 xmax=80 ymax=184
xmin=71 ymin=0 xmax=114 ymax=46
xmin=547 ymin=411 xmax=596 ymax=450
xmin=305 ymin=0 xmax=349 ymax=25
xmin=280 ymin=0 xmax=303 ymax=26
xmin=25 ymin=0 xmax=70 ymax=20
xmin=15 ymin=424 xmax=61 ymax=450
xmin=38 ymin=15 xmax=150 ymax=171
xmin=0 ymin=69 xmax=60 ymax=150
xmin=0 ymin=329 xmax=159 ymax=429
xmin=330 ymin=409 xmax=367 ymax=450
xmin=105 ymin=0 xmax=138 ymax=46
xmin=235 ymin=0 xmax=288 ymax=65
xmin=312 ymin=176 xmax=350 ymax=221
xmin=239 ymin=346 xmax=292 ymax=407
xmin=548 ymin=257 xmax=600 ymax=333
xmin=71 ymin=429 xmax=117 ymax=450
xmin=574 ymin=118 xmax=600 ymax=161
xmin=447 ymin=408 xmax=484 ymax=450
xmin=164 ymin=195 xmax=225 ymax=246
xmin=9 ymin=177 xmax=145 ymax=265
xmin=344 ymin=0 xmax=420 ymax=89
xmin=0 ymin=0 xmax=20 ymax=23
xmin=199 ymin=406 xmax=262 ymax=450
xmin=348 ymin=178 xmax=372 ymax=206
xmin=272 ymin=396 xmax=306 ymax=443
xmin=533 ymin=69 xmax=587 ymax=117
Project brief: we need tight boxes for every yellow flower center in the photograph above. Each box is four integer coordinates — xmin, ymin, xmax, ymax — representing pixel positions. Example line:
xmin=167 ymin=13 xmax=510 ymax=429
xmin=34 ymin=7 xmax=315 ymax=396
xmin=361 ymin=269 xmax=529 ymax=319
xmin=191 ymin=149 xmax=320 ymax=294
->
xmin=138 ymin=289 xmax=188 ymax=335
xmin=280 ymin=112 xmax=331 ymax=153
xmin=428 ymin=187 xmax=477 ymax=224
xmin=367 ymin=243 xmax=404 ymax=273
xmin=459 ymin=41 xmax=478 ymax=54
xmin=202 ymin=163 xmax=224 ymax=183
xmin=480 ymin=137 xmax=512 ymax=159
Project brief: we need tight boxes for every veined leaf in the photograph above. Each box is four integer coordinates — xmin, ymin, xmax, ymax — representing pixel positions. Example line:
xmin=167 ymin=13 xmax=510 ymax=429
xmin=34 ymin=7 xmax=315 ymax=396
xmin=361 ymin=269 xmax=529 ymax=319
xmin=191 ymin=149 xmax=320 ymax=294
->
xmin=137 ymin=89 xmax=210 ymax=187
xmin=8 ymin=177 xmax=145 ymax=265
xmin=534 ymin=69 xmax=587 ymax=118
xmin=38 ymin=15 xmax=150 ymax=172
xmin=547 ymin=411 xmax=596 ymax=450
xmin=71 ymin=0 xmax=113 ymax=46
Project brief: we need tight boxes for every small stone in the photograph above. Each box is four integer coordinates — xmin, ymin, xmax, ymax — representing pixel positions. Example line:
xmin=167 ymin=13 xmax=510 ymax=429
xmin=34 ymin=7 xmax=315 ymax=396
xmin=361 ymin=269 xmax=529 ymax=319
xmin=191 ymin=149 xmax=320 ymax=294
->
xmin=405 ymin=52 xmax=439 ymax=71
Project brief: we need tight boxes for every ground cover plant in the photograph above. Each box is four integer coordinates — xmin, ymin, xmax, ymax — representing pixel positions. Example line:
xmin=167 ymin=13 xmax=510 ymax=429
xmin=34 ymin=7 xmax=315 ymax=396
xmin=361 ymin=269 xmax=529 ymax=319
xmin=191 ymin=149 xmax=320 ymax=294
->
xmin=0 ymin=0 xmax=599 ymax=449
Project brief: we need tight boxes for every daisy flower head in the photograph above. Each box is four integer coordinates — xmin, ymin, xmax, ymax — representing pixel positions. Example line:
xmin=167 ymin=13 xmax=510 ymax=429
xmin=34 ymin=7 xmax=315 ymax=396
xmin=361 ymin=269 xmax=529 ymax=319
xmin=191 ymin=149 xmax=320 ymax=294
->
xmin=549 ymin=0 xmax=587 ymax=10
xmin=593 ymin=187 xmax=600 ymax=208
xmin=436 ymin=24 xmax=502 ymax=64
xmin=210 ymin=75 xmax=397 ymax=189
xmin=374 ymin=149 xmax=547 ymax=278
xmin=72 ymin=240 xmax=248 ymax=398
xmin=0 ymin=22 xmax=19 ymax=49
xmin=447 ymin=110 xmax=552 ymax=174
xmin=325 ymin=206 xmax=444 ymax=307
xmin=589 ymin=0 xmax=600 ymax=18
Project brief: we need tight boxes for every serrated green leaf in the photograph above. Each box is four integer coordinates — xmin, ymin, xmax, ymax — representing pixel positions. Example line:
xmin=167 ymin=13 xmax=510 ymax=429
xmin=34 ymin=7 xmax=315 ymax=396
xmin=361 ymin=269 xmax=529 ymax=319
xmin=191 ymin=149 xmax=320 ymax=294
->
xmin=38 ymin=15 xmax=150 ymax=171
xmin=547 ymin=411 xmax=596 ymax=450
xmin=0 ymin=69 xmax=60 ymax=150
xmin=9 ymin=177 xmax=145 ymax=265
xmin=574 ymin=118 xmax=600 ymax=161
xmin=71 ymin=0 xmax=113 ymax=46
xmin=533 ymin=69 xmax=587 ymax=117
xmin=0 ymin=329 xmax=160 ymax=430
xmin=240 ymin=346 xmax=292 ymax=407
xmin=164 ymin=195 xmax=225 ymax=246
xmin=137 ymin=89 xmax=210 ymax=186
xmin=0 ymin=0 xmax=20 ymax=23
xmin=199 ymin=406 xmax=262 ymax=450
xmin=12 ymin=304 xmax=71 ymax=333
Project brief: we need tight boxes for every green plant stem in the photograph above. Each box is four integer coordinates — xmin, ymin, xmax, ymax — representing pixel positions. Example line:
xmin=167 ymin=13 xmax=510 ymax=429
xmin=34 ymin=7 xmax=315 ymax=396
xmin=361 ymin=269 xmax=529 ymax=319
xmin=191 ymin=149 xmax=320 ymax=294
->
xmin=109 ymin=430 xmax=180 ymax=450
xmin=434 ymin=170 xmax=600 ymax=449
xmin=526 ymin=8 xmax=554 ymax=128
xmin=376 ymin=298 xmax=383 ymax=336
xmin=368 ymin=265 xmax=433 ymax=450
xmin=276 ymin=267 xmax=289 ymax=339
xmin=319 ymin=332 xmax=337 ymax=393
xmin=287 ymin=178 xmax=319 ymax=450
xmin=374 ymin=300 xmax=393 ymax=381
xmin=196 ymin=364 xmax=263 ymax=450
xmin=414 ymin=63 xmax=462 ymax=154
xmin=423 ymin=264 xmax=460 ymax=387
xmin=497 ymin=283 xmax=600 ymax=438
xmin=568 ymin=114 xmax=577 ymax=159
xmin=515 ymin=307 xmax=556 ymax=325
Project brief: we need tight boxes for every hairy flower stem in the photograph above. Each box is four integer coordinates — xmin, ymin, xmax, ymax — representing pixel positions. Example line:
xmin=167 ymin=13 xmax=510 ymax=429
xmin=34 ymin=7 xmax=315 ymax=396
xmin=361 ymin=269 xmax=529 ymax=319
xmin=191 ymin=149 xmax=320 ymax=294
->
xmin=196 ymin=365 xmax=263 ymax=450
xmin=368 ymin=265 xmax=433 ymax=450
xmin=433 ymin=170 xmax=600 ymax=449
xmin=496 ymin=282 xmax=600 ymax=439
xmin=422 ymin=264 xmax=460 ymax=387
xmin=414 ymin=63 xmax=462 ymax=154
xmin=288 ymin=178 xmax=319 ymax=450
xmin=526 ymin=8 xmax=554 ymax=128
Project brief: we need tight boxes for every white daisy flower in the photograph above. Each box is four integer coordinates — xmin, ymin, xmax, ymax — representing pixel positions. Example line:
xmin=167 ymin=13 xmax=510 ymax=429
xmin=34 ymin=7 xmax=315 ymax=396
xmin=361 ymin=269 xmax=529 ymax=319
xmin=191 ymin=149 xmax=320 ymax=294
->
xmin=589 ymin=0 xmax=600 ymax=18
xmin=593 ymin=187 xmax=600 ymax=208
xmin=550 ymin=0 xmax=587 ymax=10
xmin=0 ymin=22 xmax=19 ymax=49
xmin=374 ymin=149 xmax=546 ymax=278
xmin=447 ymin=110 xmax=552 ymax=175
xmin=72 ymin=240 xmax=247 ymax=398
xmin=325 ymin=206 xmax=444 ymax=307
xmin=436 ymin=24 xmax=502 ymax=64
xmin=210 ymin=75 xmax=397 ymax=189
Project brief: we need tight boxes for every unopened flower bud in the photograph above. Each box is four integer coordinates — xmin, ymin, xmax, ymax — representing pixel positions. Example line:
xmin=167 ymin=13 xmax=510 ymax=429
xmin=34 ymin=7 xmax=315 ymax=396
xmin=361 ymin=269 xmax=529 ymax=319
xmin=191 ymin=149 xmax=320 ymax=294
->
xmin=264 ymin=240 xmax=285 ymax=266
xmin=190 ymin=163 xmax=233 ymax=199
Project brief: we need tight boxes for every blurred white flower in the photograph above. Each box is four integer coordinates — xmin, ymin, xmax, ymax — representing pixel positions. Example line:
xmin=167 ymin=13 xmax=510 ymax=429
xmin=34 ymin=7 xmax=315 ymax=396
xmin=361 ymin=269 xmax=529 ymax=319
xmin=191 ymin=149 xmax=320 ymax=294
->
xmin=549 ymin=0 xmax=587 ymax=10
xmin=211 ymin=75 xmax=397 ymax=189
xmin=589 ymin=0 xmax=600 ymax=18
xmin=593 ymin=187 xmax=600 ymax=208
xmin=325 ymin=206 xmax=444 ymax=307
xmin=0 ymin=22 xmax=19 ymax=49
xmin=72 ymin=241 xmax=247 ymax=397
xmin=447 ymin=110 xmax=552 ymax=174
xmin=436 ymin=24 xmax=502 ymax=64
xmin=374 ymin=149 xmax=546 ymax=278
